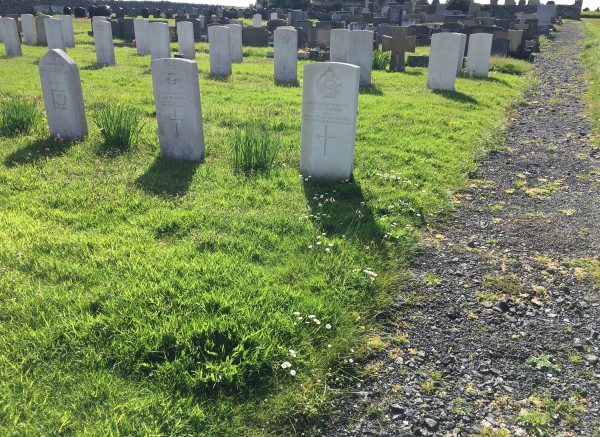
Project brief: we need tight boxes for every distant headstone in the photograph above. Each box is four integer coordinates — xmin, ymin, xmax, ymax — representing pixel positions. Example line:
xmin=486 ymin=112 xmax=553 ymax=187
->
xmin=427 ymin=32 xmax=463 ymax=91
xmin=382 ymin=26 xmax=416 ymax=72
xmin=39 ymin=49 xmax=87 ymax=139
xmin=151 ymin=58 xmax=204 ymax=161
xmin=504 ymin=0 xmax=516 ymax=5
xmin=300 ymin=63 xmax=360 ymax=181
xmin=527 ymin=0 xmax=540 ymax=5
xmin=142 ymin=8 xmax=149 ymax=19
xmin=45 ymin=18 xmax=66 ymax=51
xmin=93 ymin=20 xmax=115 ymax=65
xmin=134 ymin=19 xmax=150 ymax=55
xmin=225 ymin=24 xmax=243 ymax=63
xmin=59 ymin=15 xmax=75 ymax=48
xmin=149 ymin=22 xmax=171 ymax=61
xmin=330 ymin=29 xmax=349 ymax=62
xmin=0 ymin=17 xmax=22 ymax=57
xmin=271 ymin=12 xmax=278 ymax=20
xmin=346 ymin=30 xmax=374 ymax=85
xmin=466 ymin=33 xmax=492 ymax=77
xmin=21 ymin=14 xmax=36 ymax=45
xmin=537 ymin=5 xmax=553 ymax=25
xmin=508 ymin=29 xmax=524 ymax=51
xmin=74 ymin=7 xmax=86 ymax=18
xmin=457 ymin=33 xmax=467 ymax=74
xmin=208 ymin=26 xmax=232 ymax=76
xmin=252 ymin=14 xmax=262 ymax=28
xmin=177 ymin=21 xmax=195 ymax=59
xmin=92 ymin=16 xmax=109 ymax=22
xmin=34 ymin=15 xmax=51 ymax=46
xmin=274 ymin=26 xmax=297 ymax=83
xmin=388 ymin=5 xmax=403 ymax=24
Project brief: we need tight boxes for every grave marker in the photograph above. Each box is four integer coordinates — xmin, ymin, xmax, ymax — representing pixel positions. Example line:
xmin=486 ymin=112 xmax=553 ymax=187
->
xmin=253 ymin=14 xmax=262 ymax=28
xmin=133 ymin=18 xmax=150 ymax=55
xmin=45 ymin=18 xmax=66 ymax=51
xmin=177 ymin=21 xmax=195 ymax=59
xmin=330 ymin=29 xmax=349 ymax=63
xmin=34 ymin=15 xmax=51 ymax=45
xmin=21 ymin=14 xmax=36 ymax=45
xmin=93 ymin=20 xmax=115 ymax=65
xmin=427 ymin=32 xmax=463 ymax=91
xmin=225 ymin=24 xmax=243 ymax=63
xmin=346 ymin=30 xmax=374 ymax=85
xmin=466 ymin=33 xmax=492 ymax=77
xmin=274 ymin=26 xmax=297 ymax=83
xmin=208 ymin=26 xmax=232 ymax=76
xmin=457 ymin=33 xmax=467 ymax=74
xmin=59 ymin=15 xmax=75 ymax=48
xmin=0 ymin=17 xmax=22 ymax=57
xmin=149 ymin=22 xmax=171 ymax=60
xmin=382 ymin=27 xmax=416 ymax=72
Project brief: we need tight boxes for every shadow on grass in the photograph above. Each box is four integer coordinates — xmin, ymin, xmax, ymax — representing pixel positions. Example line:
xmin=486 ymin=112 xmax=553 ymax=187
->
xmin=359 ymin=83 xmax=383 ymax=95
xmin=207 ymin=73 xmax=232 ymax=82
xmin=5 ymin=137 xmax=72 ymax=167
xmin=274 ymin=79 xmax=300 ymax=88
xmin=136 ymin=156 xmax=200 ymax=196
xmin=81 ymin=62 xmax=107 ymax=71
xmin=472 ymin=76 xmax=511 ymax=86
xmin=431 ymin=89 xmax=478 ymax=105
xmin=399 ymin=69 xmax=425 ymax=76
xmin=302 ymin=177 xmax=384 ymax=243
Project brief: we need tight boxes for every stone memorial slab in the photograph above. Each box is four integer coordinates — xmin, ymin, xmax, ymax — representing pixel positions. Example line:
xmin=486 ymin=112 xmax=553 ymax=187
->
xmin=466 ymin=33 xmax=492 ymax=77
xmin=149 ymin=22 xmax=171 ymax=60
xmin=346 ymin=30 xmax=374 ymax=85
xmin=508 ymin=29 xmax=524 ymax=52
xmin=151 ymin=58 xmax=204 ymax=161
xmin=271 ymin=13 xmax=278 ymax=20
xmin=208 ymin=26 xmax=232 ymax=76
xmin=35 ymin=15 xmax=51 ymax=45
xmin=300 ymin=62 xmax=360 ymax=181
xmin=39 ymin=49 xmax=87 ymax=139
xmin=427 ymin=32 xmax=463 ymax=91
xmin=225 ymin=24 xmax=243 ymax=63
xmin=537 ymin=5 xmax=553 ymax=26
xmin=177 ymin=21 xmax=195 ymax=59
xmin=382 ymin=26 xmax=416 ymax=72
xmin=134 ymin=18 xmax=150 ymax=55
xmin=21 ymin=14 xmax=36 ymax=45
xmin=0 ymin=17 xmax=22 ymax=57
xmin=93 ymin=20 xmax=115 ymax=65
xmin=252 ymin=14 xmax=262 ymax=28
xmin=457 ymin=33 xmax=467 ymax=74
xmin=92 ymin=16 xmax=109 ymax=22
xmin=330 ymin=29 xmax=349 ymax=63
xmin=59 ymin=15 xmax=75 ymax=48
xmin=45 ymin=18 xmax=66 ymax=51
xmin=274 ymin=26 xmax=297 ymax=83
xmin=6 ymin=14 xmax=21 ymax=33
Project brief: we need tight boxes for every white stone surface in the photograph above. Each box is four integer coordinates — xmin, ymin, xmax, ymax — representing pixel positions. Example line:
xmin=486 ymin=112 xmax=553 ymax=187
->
xmin=457 ymin=33 xmax=467 ymax=74
xmin=537 ymin=5 xmax=553 ymax=25
xmin=508 ymin=29 xmax=524 ymax=52
xmin=59 ymin=15 xmax=75 ymax=48
xmin=300 ymin=62 xmax=360 ymax=181
xmin=39 ymin=49 xmax=87 ymax=139
xmin=274 ymin=27 xmax=297 ymax=83
xmin=208 ymin=26 xmax=231 ymax=76
xmin=271 ymin=12 xmax=278 ymax=20
xmin=177 ymin=21 xmax=195 ymax=59
xmin=134 ymin=18 xmax=150 ymax=55
xmin=151 ymin=58 xmax=204 ymax=161
xmin=92 ymin=16 xmax=109 ymax=22
xmin=149 ymin=22 xmax=171 ymax=61
xmin=0 ymin=17 xmax=22 ymax=57
xmin=45 ymin=18 xmax=66 ymax=51
xmin=225 ymin=24 xmax=243 ymax=63
xmin=252 ymin=14 xmax=262 ymax=28
xmin=466 ymin=33 xmax=492 ymax=78
xmin=427 ymin=32 xmax=463 ymax=91
xmin=329 ymin=29 xmax=350 ymax=62
xmin=93 ymin=20 xmax=115 ymax=65
xmin=346 ymin=30 xmax=374 ymax=85
xmin=21 ymin=14 xmax=36 ymax=45
xmin=34 ymin=15 xmax=51 ymax=45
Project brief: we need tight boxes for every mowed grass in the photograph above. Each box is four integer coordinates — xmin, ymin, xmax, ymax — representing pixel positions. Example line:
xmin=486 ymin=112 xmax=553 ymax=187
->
xmin=582 ymin=19 xmax=600 ymax=141
xmin=0 ymin=18 xmax=531 ymax=435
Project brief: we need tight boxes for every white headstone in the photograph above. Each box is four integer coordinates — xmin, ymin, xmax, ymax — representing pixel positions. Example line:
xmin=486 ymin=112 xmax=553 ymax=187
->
xmin=149 ymin=22 xmax=171 ymax=61
xmin=427 ymin=32 xmax=463 ymax=91
xmin=45 ymin=18 xmax=66 ymax=51
xmin=0 ymin=17 xmax=22 ymax=57
xmin=466 ymin=33 xmax=492 ymax=78
xmin=252 ymin=14 xmax=262 ymax=28
xmin=508 ymin=29 xmax=524 ymax=52
xmin=21 ymin=14 xmax=36 ymax=45
xmin=300 ymin=63 xmax=360 ymax=181
xmin=92 ymin=16 xmax=109 ymax=22
xmin=271 ymin=12 xmax=278 ymax=20
xmin=177 ymin=21 xmax=195 ymax=59
xmin=225 ymin=24 xmax=243 ymax=63
xmin=208 ymin=26 xmax=232 ymax=76
xmin=457 ymin=33 xmax=467 ymax=74
xmin=133 ymin=18 xmax=150 ymax=55
xmin=59 ymin=15 xmax=75 ymax=48
xmin=34 ymin=15 xmax=51 ymax=45
xmin=346 ymin=30 xmax=374 ymax=85
xmin=151 ymin=58 xmax=204 ymax=161
xmin=537 ymin=5 xmax=553 ymax=25
xmin=93 ymin=20 xmax=115 ymax=65
xmin=274 ymin=27 xmax=298 ymax=83
xmin=39 ymin=49 xmax=87 ymax=139
xmin=330 ymin=29 xmax=350 ymax=63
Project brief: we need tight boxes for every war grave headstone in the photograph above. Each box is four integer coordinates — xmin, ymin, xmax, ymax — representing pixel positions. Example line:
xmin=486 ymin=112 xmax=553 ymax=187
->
xmin=92 ymin=16 xmax=109 ymax=22
xmin=60 ymin=15 xmax=75 ymax=48
xmin=149 ymin=22 xmax=171 ymax=61
xmin=134 ymin=19 xmax=150 ymax=55
xmin=253 ymin=14 xmax=262 ymax=28
xmin=330 ymin=29 xmax=349 ymax=62
xmin=457 ymin=33 xmax=467 ymax=74
xmin=274 ymin=26 xmax=298 ymax=83
xmin=225 ymin=24 xmax=243 ymax=63
xmin=0 ymin=17 xmax=23 ymax=57
xmin=39 ymin=49 xmax=87 ymax=139
xmin=93 ymin=20 xmax=115 ymax=65
xmin=508 ymin=29 xmax=524 ymax=52
xmin=151 ymin=58 xmax=204 ymax=161
xmin=427 ymin=32 xmax=463 ymax=91
xmin=346 ymin=30 xmax=374 ymax=85
xmin=208 ymin=26 xmax=232 ymax=76
xmin=45 ymin=18 xmax=66 ymax=51
xmin=382 ymin=26 xmax=416 ymax=72
xmin=177 ymin=21 xmax=195 ymax=60
xmin=300 ymin=63 xmax=360 ymax=181
xmin=35 ymin=15 xmax=51 ymax=46
xmin=21 ymin=14 xmax=36 ymax=45
xmin=465 ymin=32 xmax=492 ymax=77
xmin=6 ymin=14 xmax=21 ymax=33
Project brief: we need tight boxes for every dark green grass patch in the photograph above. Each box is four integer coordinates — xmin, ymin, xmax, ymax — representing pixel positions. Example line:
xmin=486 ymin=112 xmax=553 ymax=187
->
xmin=0 ymin=97 xmax=42 ymax=136
xmin=582 ymin=19 xmax=600 ymax=147
xmin=93 ymin=104 xmax=145 ymax=151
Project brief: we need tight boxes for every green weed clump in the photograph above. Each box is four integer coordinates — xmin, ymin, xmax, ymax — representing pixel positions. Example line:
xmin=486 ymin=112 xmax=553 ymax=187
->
xmin=93 ymin=104 xmax=144 ymax=150
xmin=0 ymin=98 xmax=41 ymax=136
xmin=372 ymin=50 xmax=391 ymax=71
xmin=232 ymin=126 xmax=280 ymax=173
xmin=489 ymin=57 xmax=533 ymax=76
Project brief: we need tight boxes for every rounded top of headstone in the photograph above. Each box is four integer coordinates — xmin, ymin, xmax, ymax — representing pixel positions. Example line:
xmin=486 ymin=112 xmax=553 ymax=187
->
xmin=39 ymin=48 xmax=78 ymax=70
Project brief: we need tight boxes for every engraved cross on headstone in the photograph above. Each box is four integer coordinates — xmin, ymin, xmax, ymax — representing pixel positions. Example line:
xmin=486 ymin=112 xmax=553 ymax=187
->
xmin=381 ymin=26 xmax=416 ymax=72
xmin=317 ymin=126 xmax=335 ymax=156
xmin=169 ymin=109 xmax=183 ymax=137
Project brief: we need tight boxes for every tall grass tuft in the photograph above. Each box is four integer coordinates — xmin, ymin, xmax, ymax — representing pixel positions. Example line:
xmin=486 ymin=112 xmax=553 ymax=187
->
xmin=372 ymin=50 xmax=391 ymax=71
xmin=0 ymin=98 xmax=41 ymax=137
xmin=93 ymin=104 xmax=144 ymax=150
xmin=232 ymin=126 xmax=281 ymax=173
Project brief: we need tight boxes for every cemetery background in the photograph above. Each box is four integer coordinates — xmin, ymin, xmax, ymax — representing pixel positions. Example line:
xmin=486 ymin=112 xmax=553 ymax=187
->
xmin=0 ymin=15 xmax=569 ymax=435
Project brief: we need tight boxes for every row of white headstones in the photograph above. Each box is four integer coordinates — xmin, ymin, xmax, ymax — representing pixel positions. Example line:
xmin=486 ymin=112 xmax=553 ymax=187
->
xmin=1 ymin=15 xmax=494 ymax=181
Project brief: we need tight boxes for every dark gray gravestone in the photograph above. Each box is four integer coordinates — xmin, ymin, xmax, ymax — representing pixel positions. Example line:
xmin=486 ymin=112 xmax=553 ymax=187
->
xmin=491 ymin=38 xmax=509 ymax=56
xmin=407 ymin=55 xmax=429 ymax=67
xmin=387 ymin=6 xmax=402 ymax=24
xmin=242 ymin=27 xmax=270 ymax=46
xmin=118 ymin=18 xmax=135 ymax=40
xmin=110 ymin=20 xmax=121 ymax=39
xmin=267 ymin=19 xmax=286 ymax=33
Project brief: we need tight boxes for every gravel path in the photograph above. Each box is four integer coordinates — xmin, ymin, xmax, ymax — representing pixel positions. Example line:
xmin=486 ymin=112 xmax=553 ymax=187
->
xmin=325 ymin=22 xmax=600 ymax=437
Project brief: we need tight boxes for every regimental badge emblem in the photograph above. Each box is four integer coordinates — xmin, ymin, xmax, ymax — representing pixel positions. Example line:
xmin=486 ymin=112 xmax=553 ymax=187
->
xmin=316 ymin=67 xmax=341 ymax=99
xmin=280 ymin=32 xmax=290 ymax=45
xmin=51 ymin=89 xmax=67 ymax=110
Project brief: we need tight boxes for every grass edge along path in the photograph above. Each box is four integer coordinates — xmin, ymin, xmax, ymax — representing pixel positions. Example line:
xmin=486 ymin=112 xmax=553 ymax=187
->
xmin=0 ymin=19 xmax=533 ymax=436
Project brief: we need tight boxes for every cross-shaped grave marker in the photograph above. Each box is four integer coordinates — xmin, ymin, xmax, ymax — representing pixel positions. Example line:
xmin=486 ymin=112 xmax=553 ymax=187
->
xmin=513 ymin=17 xmax=529 ymax=31
xmin=381 ymin=26 xmax=416 ymax=72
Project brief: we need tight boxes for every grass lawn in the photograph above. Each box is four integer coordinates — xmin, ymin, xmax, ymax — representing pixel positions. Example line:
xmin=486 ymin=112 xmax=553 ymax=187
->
xmin=0 ymin=18 xmax=532 ymax=435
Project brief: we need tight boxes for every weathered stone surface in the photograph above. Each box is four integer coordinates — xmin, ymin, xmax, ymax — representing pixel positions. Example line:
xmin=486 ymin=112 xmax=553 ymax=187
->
xmin=21 ymin=14 xmax=36 ymax=45
xmin=0 ymin=17 xmax=22 ymax=57
xmin=34 ymin=15 xmax=51 ymax=45
xmin=59 ymin=14 xmax=74 ymax=48
xmin=149 ymin=22 xmax=170 ymax=61
xmin=177 ymin=21 xmax=195 ymax=59
xmin=45 ymin=18 xmax=66 ymax=51
xmin=346 ymin=30 xmax=374 ymax=85
xmin=274 ymin=26 xmax=297 ymax=83
xmin=252 ymin=13 xmax=262 ymax=28
xmin=225 ymin=23 xmax=243 ymax=63
xmin=427 ymin=32 xmax=463 ymax=91
xmin=466 ymin=33 xmax=492 ymax=77
xmin=208 ymin=26 xmax=231 ymax=76
xmin=329 ymin=28 xmax=349 ymax=63
xmin=93 ymin=19 xmax=115 ymax=65
xmin=133 ymin=18 xmax=149 ymax=55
